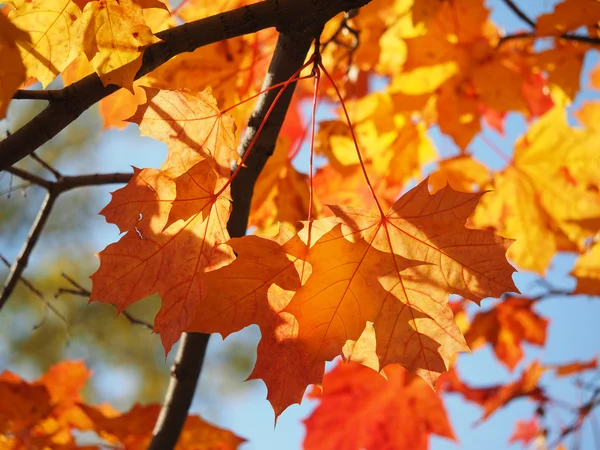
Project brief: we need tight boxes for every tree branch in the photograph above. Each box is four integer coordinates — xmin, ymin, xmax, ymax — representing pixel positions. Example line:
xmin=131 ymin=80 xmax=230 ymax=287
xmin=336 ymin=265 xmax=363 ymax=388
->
xmin=0 ymin=0 xmax=370 ymax=171
xmin=147 ymin=26 xmax=318 ymax=450
xmin=499 ymin=31 xmax=600 ymax=46
xmin=499 ymin=0 xmax=600 ymax=46
xmin=0 ymin=169 xmax=133 ymax=310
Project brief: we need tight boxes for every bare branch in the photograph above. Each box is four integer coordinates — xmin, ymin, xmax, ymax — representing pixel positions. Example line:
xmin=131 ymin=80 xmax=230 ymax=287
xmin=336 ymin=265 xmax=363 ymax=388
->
xmin=4 ymin=167 xmax=52 ymax=188
xmin=0 ymin=0 xmax=371 ymax=171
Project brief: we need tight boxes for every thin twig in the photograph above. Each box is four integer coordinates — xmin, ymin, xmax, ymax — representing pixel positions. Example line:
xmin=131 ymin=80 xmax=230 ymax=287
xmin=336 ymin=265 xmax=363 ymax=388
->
xmin=30 ymin=152 xmax=61 ymax=179
xmin=0 ymin=192 xmax=56 ymax=309
xmin=499 ymin=0 xmax=600 ymax=46
xmin=56 ymin=273 xmax=153 ymax=330
xmin=0 ymin=253 xmax=69 ymax=333
xmin=501 ymin=0 xmax=536 ymax=28
xmin=499 ymin=32 xmax=600 ymax=46
xmin=0 ymin=170 xmax=133 ymax=311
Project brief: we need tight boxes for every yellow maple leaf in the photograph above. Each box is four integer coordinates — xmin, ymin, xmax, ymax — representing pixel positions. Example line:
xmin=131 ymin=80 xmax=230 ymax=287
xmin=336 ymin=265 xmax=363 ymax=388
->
xmin=473 ymin=107 xmax=600 ymax=273
xmin=571 ymin=242 xmax=600 ymax=296
xmin=8 ymin=0 xmax=80 ymax=87
xmin=75 ymin=0 xmax=159 ymax=89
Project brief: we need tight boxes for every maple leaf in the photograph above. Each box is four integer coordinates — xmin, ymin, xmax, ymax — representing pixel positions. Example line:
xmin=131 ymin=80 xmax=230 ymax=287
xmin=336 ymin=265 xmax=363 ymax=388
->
xmin=187 ymin=226 xmax=328 ymax=417
xmin=553 ymin=357 xmax=598 ymax=377
xmin=428 ymin=155 xmax=490 ymax=193
xmin=0 ymin=14 xmax=30 ymax=119
xmin=571 ymin=242 xmax=600 ymax=296
xmin=249 ymin=138 xmax=312 ymax=233
xmin=443 ymin=362 xmax=548 ymax=422
xmin=129 ymin=87 xmax=238 ymax=179
xmin=0 ymin=361 xmax=94 ymax=449
xmin=81 ymin=403 xmax=245 ymax=450
xmin=465 ymin=297 xmax=548 ymax=370
xmin=508 ymin=418 xmax=541 ymax=446
xmin=91 ymin=166 xmax=233 ymax=353
xmin=91 ymin=87 xmax=240 ymax=353
xmin=473 ymin=107 xmax=600 ymax=273
xmin=536 ymin=0 xmax=600 ymax=36
xmin=303 ymin=362 xmax=455 ymax=450
xmin=7 ymin=0 xmax=81 ymax=88
xmin=316 ymin=93 xmax=436 ymax=186
xmin=533 ymin=42 xmax=589 ymax=100
xmin=74 ymin=0 xmax=160 ymax=89
xmin=286 ymin=180 xmax=517 ymax=387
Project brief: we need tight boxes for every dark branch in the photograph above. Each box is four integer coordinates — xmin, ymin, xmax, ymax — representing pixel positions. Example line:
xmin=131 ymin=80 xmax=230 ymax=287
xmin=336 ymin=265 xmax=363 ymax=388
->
xmin=0 ymin=0 xmax=371 ymax=171
xmin=147 ymin=27 xmax=316 ymax=450
xmin=12 ymin=89 xmax=67 ymax=101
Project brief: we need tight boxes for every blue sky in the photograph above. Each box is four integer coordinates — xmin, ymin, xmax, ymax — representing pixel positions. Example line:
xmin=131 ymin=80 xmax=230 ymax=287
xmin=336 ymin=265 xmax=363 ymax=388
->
xmin=2 ymin=0 xmax=600 ymax=449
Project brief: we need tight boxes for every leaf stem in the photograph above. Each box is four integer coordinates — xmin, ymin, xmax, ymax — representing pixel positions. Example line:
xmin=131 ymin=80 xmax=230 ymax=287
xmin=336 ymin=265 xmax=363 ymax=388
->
xmin=317 ymin=60 xmax=385 ymax=216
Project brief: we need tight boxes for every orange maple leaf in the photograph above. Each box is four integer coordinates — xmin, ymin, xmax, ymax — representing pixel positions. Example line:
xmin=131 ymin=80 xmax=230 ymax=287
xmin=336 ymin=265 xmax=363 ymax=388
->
xmin=508 ymin=418 xmax=541 ymax=446
xmin=303 ymin=362 xmax=455 ymax=450
xmin=465 ymin=297 xmax=548 ymax=370
xmin=81 ymin=403 xmax=245 ymax=450
xmin=553 ymin=357 xmax=598 ymax=377
xmin=443 ymin=362 xmax=548 ymax=422
xmin=187 ymin=226 xmax=327 ymax=417
xmin=91 ymin=88 xmax=238 ymax=353
xmin=286 ymin=180 xmax=517 ymax=387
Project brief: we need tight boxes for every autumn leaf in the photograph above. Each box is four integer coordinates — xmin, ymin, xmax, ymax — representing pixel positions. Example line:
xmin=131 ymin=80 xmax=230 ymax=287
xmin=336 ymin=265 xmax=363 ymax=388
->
xmin=536 ymin=0 xmax=600 ymax=36
xmin=286 ymin=180 xmax=517 ymax=387
xmin=428 ymin=155 xmax=490 ymax=193
xmin=187 ymin=226 xmax=327 ymax=417
xmin=553 ymin=357 xmax=598 ymax=377
xmin=7 ymin=0 xmax=81 ymax=88
xmin=303 ymin=362 xmax=455 ymax=450
xmin=571 ymin=242 xmax=600 ymax=295
xmin=75 ymin=0 xmax=160 ymax=89
xmin=91 ymin=87 xmax=239 ymax=353
xmin=465 ymin=297 xmax=548 ymax=370
xmin=473 ymin=107 xmax=600 ymax=273
xmin=508 ymin=418 xmax=541 ymax=446
xmin=443 ymin=362 xmax=548 ymax=421
xmin=129 ymin=87 xmax=238 ymax=179
xmin=249 ymin=138 xmax=312 ymax=233
xmin=0 ymin=14 xmax=30 ymax=119
xmin=81 ymin=403 xmax=245 ymax=450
